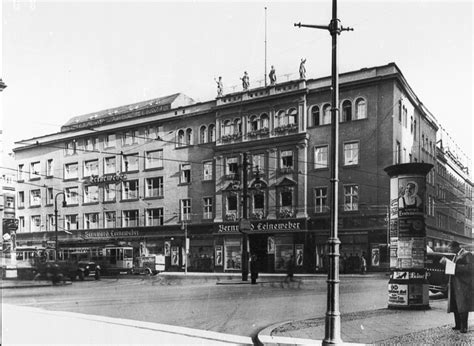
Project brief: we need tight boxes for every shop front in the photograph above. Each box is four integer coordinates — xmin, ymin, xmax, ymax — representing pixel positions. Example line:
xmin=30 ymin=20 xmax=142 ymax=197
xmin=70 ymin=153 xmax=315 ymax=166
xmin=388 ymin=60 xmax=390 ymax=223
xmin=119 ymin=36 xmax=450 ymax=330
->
xmin=214 ymin=218 xmax=313 ymax=273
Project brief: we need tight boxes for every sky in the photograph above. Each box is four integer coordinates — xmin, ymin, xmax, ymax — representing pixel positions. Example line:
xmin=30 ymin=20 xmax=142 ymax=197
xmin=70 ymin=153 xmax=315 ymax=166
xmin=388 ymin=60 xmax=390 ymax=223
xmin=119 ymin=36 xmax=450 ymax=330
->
xmin=1 ymin=0 xmax=473 ymax=171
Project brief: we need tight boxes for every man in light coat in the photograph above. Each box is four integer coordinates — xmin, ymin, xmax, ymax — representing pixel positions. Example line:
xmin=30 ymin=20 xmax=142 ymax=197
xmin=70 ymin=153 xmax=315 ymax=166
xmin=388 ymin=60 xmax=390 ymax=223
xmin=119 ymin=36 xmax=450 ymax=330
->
xmin=441 ymin=241 xmax=474 ymax=333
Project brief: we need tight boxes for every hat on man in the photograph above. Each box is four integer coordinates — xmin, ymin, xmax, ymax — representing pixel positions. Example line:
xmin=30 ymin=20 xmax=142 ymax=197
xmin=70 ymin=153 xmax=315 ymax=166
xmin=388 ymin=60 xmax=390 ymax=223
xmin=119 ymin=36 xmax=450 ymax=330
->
xmin=449 ymin=241 xmax=461 ymax=249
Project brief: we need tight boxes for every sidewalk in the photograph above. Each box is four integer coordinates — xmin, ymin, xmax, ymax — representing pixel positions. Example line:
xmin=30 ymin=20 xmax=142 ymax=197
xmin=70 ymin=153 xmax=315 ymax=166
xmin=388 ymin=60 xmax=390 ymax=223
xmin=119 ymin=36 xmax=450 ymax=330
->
xmin=2 ymin=303 xmax=253 ymax=345
xmin=258 ymin=299 xmax=474 ymax=345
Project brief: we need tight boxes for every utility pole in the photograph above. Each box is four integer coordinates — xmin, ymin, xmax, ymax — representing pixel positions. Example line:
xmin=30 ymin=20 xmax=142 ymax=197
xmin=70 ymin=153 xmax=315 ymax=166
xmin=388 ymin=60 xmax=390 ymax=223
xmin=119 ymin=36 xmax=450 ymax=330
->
xmin=241 ymin=152 xmax=249 ymax=281
xmin=264 ymin=7 xmax=268 ymax=87
xmin=295 ymin=0 xmax=352 ymax=344
xmin=54 ymin=192 xmax=66 ymax=259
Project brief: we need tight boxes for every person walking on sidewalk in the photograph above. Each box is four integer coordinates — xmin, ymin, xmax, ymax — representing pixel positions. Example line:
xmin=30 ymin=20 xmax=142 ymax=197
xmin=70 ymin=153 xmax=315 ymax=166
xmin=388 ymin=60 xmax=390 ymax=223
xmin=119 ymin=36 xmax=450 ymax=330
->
xmin=440 ymin=241 xmax=474 ymax=333
xmin=250 ymin=254 xmax=259 ymax=285
xmin=360 ymin=252 xmax=367 ymax=274
xmin=282 ymin=255 xmax=300 ymax=288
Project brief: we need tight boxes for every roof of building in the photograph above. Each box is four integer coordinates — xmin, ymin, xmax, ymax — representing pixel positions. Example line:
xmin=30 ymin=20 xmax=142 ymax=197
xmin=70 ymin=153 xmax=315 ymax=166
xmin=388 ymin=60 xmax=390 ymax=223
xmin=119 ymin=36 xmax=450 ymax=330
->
xmin=61 ymin=93 xmax=195 ymax=132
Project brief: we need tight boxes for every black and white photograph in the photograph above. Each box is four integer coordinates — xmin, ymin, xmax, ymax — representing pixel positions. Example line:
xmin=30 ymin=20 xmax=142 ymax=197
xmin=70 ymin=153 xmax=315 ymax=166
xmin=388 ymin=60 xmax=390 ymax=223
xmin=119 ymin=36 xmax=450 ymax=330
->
xmin=0 ymin=0 xmax=472 ymax=345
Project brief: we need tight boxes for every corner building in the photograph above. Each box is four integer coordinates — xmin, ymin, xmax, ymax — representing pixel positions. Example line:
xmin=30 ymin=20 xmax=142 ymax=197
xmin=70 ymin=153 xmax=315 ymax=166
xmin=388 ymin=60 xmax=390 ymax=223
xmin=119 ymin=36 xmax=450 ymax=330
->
xmin=13 ymin=63 xmax=471 ymax=273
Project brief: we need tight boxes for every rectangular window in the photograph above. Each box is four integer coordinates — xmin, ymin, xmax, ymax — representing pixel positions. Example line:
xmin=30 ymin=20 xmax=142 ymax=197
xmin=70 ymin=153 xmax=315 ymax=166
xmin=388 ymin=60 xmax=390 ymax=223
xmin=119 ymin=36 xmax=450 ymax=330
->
xmin=315 ymin=145 xmax=328 ymax=169
xmin=145 ymin=177 xmax=163 ymax=198
xmin=104 ymin=157 xmax=116 ymax=175
xmin=46 ymin=159 xmax=53 ymax=177
xmin=30 ymin=215 xmax=41 ymax=232
xmin=30 ymin=189 xmax=41 ymax=206
xmin=47 ymin=214 xmax=55 ymax=232
xmin=180 ymin=164 xmax=191 ymax=184
xmin=146 ymin=126 xmax=162 ymax=140
xmin=344 ymin=185 xmax=359 ymax=211
xmin=46 ymin=187 xmax=54 ymax=205
xmin=65 ymin=141 xmax=77 ymax=155
xmin=252 ymin=154 xmax=265 ymax=174
xmin=122 ymin=154 xmax=139 ymax=172
xmin=123 ymin=210 xmax=139 ymax=227
xmin=226 ymin=157 xmax=239 ymax=177
xmin=253 ymin=193 xmax=265 ymax=215
xmin=122 ymin=180 xmax=139 ymax=200
xmin=65 ymin=187 xmax=79 ymax=205
xmin=344 ymin=142 xmax=359 ymax=166
xmin=104 ymin=133 xmax=116 ymax=148
xmin=203 ymin=197 xmax=213 ymax=219
xmin=65 ymin=214 xmax=78 ymax=230
xmin=123 ymin=130 xmax=139 ymax=146
xmin=18 ymin=164 xmax=24 ymax=181
xmin=280 ymin=150 xmax=293 ymax=169
xmin=18 ymin=191 xmax=25 ymax=208
xmin=104 ymin=183 xmax=116 ymax=202
xmin=181 ymin=199 xmax=191 ymax=221
xmin=84 ymin=185 xmax=99 ymax=203
xmin=146 ymin=208 xmax=164 ymax=226
xmin=30 ymin=162 xmax=41 ymax=180
xmin=84 ymin=159 xmax=99 ymax=177
xmin=104 ymin=211 xmax=116 ymax=228
xmin=64 ymin=162 xmax=79 ymax=180
xmin=226 ymin=195 xmax=238 ymax=220
xmin=281 ymin=190 xmax=293 ymax=208
xmin=18 ymin=216 xmax=25 ymax=232
xmin=314 ymin=187 xmax=328 ymax=213
xmin=395 ymin=141 xmax=401 ymax=164
xmin=203 ymin=161 xmax=213 ymax=181
xmin=5 ymin=196 xmax=14 ymax=208
xmin=145 ymin=150 xmax=163 ymax=169
xmin=84 ymin=213 xmax=99 ymax=229
xmin=85 ymin=137 xmax=97 ymax=151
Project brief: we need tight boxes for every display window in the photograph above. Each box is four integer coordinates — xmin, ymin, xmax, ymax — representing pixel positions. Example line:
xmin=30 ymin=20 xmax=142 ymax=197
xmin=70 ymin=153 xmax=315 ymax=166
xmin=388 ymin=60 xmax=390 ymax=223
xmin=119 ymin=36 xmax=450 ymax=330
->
xmin=224 ymin=239 xmax=241 ymax=270
xmin=274 ymin=237 xmax=294 ymax=271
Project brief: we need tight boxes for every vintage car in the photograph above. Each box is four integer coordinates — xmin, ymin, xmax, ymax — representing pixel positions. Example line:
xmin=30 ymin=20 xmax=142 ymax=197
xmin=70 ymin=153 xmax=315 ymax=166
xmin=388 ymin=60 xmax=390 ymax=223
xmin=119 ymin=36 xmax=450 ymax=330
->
xmin=77 ymin=261 xmax=101 ymax=280
xmin=425 ymin=249 xmax=455 ymax=296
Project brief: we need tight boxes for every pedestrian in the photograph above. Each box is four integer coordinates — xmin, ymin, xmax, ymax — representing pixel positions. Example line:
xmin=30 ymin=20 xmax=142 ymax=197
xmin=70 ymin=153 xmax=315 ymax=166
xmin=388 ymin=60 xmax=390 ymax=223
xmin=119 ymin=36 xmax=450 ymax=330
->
xmin=360 ymin=252 xmax=367 ymax=274
xmin=440 ymin=241 xmax=473 ymax=333
xmin=250 ymin=254 xmax=259 ymax=285
xmin=282 ymin=255 xmax=300 ymax=288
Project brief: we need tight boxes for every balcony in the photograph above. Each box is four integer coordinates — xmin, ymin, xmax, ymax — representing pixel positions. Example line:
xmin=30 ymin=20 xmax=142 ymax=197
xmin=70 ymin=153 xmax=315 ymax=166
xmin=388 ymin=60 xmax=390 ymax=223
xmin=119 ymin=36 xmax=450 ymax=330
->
xmin=273 ymin=123 xmax=298 ymax=134
xmin=221 ymin=133 xmax=242 ymax=143
xmin=278 ymin=208 xmax=296 ymax=219
xmin=247 ymin=128 xmax=270 ymax=138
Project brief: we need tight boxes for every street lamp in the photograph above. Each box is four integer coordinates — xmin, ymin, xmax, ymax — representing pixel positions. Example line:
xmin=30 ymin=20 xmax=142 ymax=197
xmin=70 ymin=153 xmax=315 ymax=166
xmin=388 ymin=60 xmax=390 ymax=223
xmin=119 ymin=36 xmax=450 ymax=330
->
xmin=54 ymin=192 xmax=67 ymax=258
xmin=181 ymin=220 xmax=188 ymax=275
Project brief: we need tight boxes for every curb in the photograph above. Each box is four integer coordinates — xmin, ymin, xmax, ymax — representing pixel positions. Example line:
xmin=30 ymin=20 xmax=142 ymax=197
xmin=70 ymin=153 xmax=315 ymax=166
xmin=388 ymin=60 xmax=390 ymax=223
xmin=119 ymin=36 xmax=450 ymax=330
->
xmin=5 ymin=304 xmax=253 ymax=345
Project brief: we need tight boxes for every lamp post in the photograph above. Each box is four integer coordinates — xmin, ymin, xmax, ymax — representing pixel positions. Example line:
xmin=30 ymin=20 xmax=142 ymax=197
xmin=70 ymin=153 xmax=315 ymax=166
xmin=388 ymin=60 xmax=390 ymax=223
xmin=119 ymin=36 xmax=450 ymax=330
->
xmin=295 ymin=0 xmax=352 ymax=344
xmin=181 ymin=220 xmax=188 ymax=275
xmin=54 ymin=192 xmax=66 ymax=258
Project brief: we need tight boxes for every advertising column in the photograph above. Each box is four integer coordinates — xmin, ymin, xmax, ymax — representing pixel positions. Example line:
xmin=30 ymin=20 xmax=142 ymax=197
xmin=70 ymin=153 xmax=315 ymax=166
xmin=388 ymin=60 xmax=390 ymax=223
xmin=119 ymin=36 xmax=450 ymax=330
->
xmin=384 ymin=163 xmax=433 ymax=309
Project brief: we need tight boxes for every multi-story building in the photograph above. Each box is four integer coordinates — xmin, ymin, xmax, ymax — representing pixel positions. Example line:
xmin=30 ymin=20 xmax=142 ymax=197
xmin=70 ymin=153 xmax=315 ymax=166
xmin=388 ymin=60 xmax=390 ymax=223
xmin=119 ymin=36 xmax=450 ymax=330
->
xmin=12 ymin=63 xmax=471 ymax=273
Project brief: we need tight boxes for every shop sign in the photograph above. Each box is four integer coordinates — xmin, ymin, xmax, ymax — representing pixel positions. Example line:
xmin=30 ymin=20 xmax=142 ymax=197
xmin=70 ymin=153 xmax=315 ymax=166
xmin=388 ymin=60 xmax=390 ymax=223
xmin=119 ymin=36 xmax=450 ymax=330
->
xmin=83 ymin=229 xmax=140 ymax=239
xmin=388 ymin=283 xmax=408 ymax=306
xmin=217 ymin=219 xmax=306 ymax=234
xmin=84 ymin=173 xmax=127 ymax=186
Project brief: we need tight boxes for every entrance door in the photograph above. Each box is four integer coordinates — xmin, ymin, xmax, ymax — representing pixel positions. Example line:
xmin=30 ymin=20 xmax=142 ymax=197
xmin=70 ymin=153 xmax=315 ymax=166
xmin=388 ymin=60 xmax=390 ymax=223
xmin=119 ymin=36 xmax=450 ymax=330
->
xmin=249 ymin=234 xmax=268 ymax=272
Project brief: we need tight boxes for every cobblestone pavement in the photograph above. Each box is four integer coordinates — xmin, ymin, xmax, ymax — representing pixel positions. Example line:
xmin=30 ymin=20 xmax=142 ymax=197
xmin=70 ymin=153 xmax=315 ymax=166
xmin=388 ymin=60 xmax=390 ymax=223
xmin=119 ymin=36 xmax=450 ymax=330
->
xmin=377 ymin=324 xmax=474 ymax=345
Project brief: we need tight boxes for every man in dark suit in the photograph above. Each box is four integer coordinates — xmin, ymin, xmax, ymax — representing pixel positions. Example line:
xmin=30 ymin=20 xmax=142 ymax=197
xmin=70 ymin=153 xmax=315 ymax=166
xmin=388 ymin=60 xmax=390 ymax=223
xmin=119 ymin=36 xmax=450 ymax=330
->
xmin=441 ymin=241 xmax=474 ymax=333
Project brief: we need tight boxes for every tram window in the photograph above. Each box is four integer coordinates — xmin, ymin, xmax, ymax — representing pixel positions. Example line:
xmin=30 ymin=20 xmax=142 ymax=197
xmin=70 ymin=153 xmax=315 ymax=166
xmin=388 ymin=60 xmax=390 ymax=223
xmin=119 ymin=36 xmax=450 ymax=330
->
xmin=124 ymin=249 xmax=133 ymax=259
xmin=16 ymin=252 xmax=24 ymax=260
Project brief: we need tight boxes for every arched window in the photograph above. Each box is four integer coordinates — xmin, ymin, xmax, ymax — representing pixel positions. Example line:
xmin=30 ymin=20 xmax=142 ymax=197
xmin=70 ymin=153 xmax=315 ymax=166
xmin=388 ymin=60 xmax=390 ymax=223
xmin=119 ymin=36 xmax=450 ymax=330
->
xmin=342 ymin=100 xmax=352 ymax=122
xmin=322 ymin=104 xmax=331 ymax=125
xmin=355 ymin=98 xmax=367 ymax=119
xmin=234 ymin=118 xmax=242 ymax=135
xmin=250 ymin=115 xmax=258 ymax=131
xmin=311 ymin=106 xmax=320 ymax=127
xmin=186 ymin=128 xmax=192 ymax=145
xmin=260 ymin=113 xmax=269 ymax=129
xmin=276 ymin=110 xmax=286 ymax=127
xmin=223 ymin=120 xmax=232 ymax=136
xmin=208 ymin=124 xmax=215 ymax=142
xmin=177 ymin=130 xmax=185 ymax=147
xmin=200 ymin=126 xmax=207 ymax=144
xmin=287 ymin=108 xmax=297 ymax=125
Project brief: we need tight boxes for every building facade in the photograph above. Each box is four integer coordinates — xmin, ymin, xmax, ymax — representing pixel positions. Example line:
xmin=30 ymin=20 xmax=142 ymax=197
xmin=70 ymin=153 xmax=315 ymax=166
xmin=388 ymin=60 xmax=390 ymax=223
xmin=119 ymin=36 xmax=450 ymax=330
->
xmin=12 ymin=63 xmax=472 ymax=273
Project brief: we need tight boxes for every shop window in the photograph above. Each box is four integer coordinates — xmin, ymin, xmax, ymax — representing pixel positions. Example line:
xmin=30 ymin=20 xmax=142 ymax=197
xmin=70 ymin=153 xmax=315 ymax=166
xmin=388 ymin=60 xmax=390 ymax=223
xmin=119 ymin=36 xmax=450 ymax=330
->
xmin=224 ymin=239 xmax=241 ymax=270
xmin=275 ymin=239 xmax=293 ymax=271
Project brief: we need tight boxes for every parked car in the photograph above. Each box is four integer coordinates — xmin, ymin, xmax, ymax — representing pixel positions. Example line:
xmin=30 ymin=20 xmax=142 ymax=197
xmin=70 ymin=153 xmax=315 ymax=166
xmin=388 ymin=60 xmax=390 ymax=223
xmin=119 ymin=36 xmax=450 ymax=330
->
xmin=77 ymin=261 xmax=101 ymax=280
xmin=426 ymin=249 xmax=455 ymax=296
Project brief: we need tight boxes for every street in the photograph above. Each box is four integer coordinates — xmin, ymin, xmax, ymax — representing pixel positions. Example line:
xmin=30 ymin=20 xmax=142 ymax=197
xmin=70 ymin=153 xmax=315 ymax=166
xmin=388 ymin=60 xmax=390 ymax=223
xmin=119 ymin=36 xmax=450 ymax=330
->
xmin=2 ymin=274 xmax=388 ymax=338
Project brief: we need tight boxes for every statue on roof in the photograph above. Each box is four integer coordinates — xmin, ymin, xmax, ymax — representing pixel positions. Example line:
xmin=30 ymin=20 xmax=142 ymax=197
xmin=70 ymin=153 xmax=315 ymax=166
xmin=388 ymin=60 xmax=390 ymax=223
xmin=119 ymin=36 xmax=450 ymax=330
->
xmin=299 ymin=58 xmax=307 ymax=79
xmin=241 ymin=71 xmax=250 ymax=91
xmin=214 ymin=76 xmax=223 ymax=97
xmin=269 ymin=65 xmax=276 ymax=85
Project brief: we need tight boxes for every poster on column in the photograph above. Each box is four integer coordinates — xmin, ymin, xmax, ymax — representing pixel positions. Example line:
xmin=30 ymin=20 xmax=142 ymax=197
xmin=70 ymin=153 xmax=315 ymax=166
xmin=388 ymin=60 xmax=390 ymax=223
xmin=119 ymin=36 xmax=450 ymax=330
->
xmin=398 ymin=177 xmax=425 ymax=217
xmin=164 ymin=241 xmax=171 ymax=257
